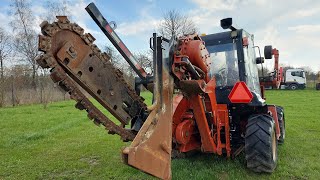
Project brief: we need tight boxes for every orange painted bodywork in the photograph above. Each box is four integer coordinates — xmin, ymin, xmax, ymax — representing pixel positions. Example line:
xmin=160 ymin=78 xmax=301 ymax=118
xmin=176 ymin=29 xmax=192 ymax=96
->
xmin=215 ymin=104 xmax=231 ymax=156
xmin=171 ymin=34 xmax=231 ymax=158
xmin=172 ymin=34 xmax=211 ymax=81
xmin=173 ymin=94 xmax=231 ymax=156
xmin=190 ymin=95 xmax=216 ymax=152
xmin=179 ymin=36 xmax=211 ymax=75
xmin=172 ymin=79 xmax=231 ymax=157
xmin=268 ymin=105 xmax=281 ymax=139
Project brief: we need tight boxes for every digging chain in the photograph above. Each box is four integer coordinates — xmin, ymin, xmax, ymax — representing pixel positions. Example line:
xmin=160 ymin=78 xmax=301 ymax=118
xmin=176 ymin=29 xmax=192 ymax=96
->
xmin=36 ymin=17 xmax=147 ymax=141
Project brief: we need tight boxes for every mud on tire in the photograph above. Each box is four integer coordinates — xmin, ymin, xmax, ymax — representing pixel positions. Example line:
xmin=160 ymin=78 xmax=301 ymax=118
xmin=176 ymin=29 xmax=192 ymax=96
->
xmin=245 ymin=114 xmax=277 ymax=173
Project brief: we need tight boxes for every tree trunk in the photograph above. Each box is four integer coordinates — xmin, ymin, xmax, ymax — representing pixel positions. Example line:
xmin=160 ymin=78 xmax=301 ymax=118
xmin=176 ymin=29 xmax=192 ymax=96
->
xmin=0 ymin=55 xmax=4 ymax=107
xmin=11 ymin=75 xmax=15 ymax=107
xmin=32 ymin=64 xmax=37 ymax=90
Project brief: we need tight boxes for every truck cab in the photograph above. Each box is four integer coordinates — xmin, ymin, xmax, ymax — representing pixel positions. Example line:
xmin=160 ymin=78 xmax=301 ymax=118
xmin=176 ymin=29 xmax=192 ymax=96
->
xmin=283 ymin=68 xmax=306 ymax=90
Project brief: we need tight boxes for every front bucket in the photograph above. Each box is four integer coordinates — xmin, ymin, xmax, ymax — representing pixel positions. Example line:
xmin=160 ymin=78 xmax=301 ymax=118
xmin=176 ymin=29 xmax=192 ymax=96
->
xmin=122 ymin=35 xmax=174 ymax=180
xmin=122 ymin=103 xmax=173 ymax=179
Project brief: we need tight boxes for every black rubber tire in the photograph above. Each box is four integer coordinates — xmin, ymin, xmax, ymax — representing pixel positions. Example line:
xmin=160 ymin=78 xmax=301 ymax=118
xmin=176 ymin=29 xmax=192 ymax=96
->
xmin=289 ymin=84 xmax=298 ymax=90
xmin=245 ymin=114 xmax=277 ymax=173
xmin=316 ymin=83 xmax=320 ymax=90
xmin=276 ymin=106 xmax=285 ymax=144
xmin=264 ymin=45 xmax=273 ymax=59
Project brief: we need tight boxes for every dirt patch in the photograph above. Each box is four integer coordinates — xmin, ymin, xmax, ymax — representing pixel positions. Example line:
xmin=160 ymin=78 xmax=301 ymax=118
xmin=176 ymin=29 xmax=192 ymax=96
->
xmin=80 ymin=156 xmax=100 ymax=166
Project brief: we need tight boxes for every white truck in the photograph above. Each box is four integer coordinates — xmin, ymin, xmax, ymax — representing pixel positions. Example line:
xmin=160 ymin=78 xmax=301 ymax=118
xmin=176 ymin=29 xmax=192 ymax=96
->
xmin=281 ymin=68 xmax=306 ymax=90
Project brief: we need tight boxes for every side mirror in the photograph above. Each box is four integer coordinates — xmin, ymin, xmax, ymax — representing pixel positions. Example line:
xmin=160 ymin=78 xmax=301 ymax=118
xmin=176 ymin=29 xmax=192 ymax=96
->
xmin=264 ymin=45 xmax=273 ymax=59
xmin=256 ymin=57 xmax=265 ymax=64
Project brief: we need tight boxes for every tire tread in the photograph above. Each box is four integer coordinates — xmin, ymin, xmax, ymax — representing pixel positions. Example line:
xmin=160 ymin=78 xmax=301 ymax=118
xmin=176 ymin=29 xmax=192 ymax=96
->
xmin=245 ymin=114 xmax=277 ymax=173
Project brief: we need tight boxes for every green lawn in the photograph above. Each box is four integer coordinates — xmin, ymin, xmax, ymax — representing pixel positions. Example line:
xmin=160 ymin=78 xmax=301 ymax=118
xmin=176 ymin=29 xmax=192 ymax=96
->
xmin=1 ymin=90 xmax=320 ymax=179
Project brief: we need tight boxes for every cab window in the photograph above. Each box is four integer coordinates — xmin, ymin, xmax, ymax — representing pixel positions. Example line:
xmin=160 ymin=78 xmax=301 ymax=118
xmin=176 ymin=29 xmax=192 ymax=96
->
xmin=207 ymin=43 xmax=239 ymax=87
xmin=291 ymin=71 xmax=304 ymax=77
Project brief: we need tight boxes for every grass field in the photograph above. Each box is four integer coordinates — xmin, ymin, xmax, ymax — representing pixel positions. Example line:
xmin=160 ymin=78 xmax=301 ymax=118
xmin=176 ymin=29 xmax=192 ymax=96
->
xmin=1 ymin=90 xmax=320 ymax=179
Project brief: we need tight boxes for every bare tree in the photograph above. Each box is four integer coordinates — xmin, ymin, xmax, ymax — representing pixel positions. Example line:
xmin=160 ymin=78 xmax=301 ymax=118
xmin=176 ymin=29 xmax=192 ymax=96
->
xmin=104 ymin=44 xmax=127 ymax=71
xmin=279 ymin=65 xmax=295 ymax=74
xmin=104 ymin=45 xmax=138 ymax=85
xmin=300 ymin=66 xmax=313 ymax=76
xmin=258 ymin=65 xmax=273 ymax=77
xmin=10 ymin=0 xmax=39 ymax=89
xmin=134 ymin=50 xmax=153 ymax=75
xmin=105 ymin=47 xmax=153 ymax=76
xmin=36 ymin=0 xmax=73 ymax=108
xmin=0 ymin=28 xmax=12 ymax=107
xmin=158 ymin=10 xmax=197 ymax=39
xmin=43 ymin=0 xmax=71 ymax=22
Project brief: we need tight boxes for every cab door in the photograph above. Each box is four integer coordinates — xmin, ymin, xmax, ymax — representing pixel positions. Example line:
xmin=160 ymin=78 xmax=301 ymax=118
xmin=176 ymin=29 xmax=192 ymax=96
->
xmin=241 ymin=31 xmax=264 ymax=102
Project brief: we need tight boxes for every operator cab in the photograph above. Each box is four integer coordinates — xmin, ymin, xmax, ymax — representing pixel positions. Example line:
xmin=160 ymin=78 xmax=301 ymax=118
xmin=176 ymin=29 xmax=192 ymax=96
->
xmin=201 ymin=18 xmax=264 ymax=106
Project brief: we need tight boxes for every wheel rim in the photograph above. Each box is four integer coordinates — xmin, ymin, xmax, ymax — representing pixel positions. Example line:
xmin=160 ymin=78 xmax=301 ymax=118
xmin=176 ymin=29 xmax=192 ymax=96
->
xmin=291 ymin=85 xmax=297 ymax=90
xmin=272 ymin=131 xmax=276 ymax=161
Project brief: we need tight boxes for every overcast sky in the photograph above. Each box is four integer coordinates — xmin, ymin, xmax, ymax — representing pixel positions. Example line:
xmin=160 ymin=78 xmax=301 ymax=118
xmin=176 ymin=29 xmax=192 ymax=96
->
xmin=0 ymin=0 xmax=319 ymax=72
